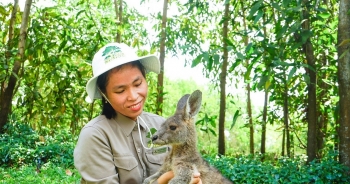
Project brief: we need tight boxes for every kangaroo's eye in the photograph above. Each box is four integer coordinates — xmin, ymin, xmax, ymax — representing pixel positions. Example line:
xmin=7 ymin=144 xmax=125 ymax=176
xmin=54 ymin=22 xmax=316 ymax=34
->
xmin=169 ymin=125 xmax=177 ymax=130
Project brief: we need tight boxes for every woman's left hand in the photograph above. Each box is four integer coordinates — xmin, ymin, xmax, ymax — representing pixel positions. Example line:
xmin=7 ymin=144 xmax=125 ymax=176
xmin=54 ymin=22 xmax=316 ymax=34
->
xmin=157 ymin=171 xmax=174 ymax=184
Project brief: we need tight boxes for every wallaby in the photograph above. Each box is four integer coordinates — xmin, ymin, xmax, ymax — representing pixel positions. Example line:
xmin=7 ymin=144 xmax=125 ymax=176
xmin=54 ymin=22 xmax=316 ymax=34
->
xmin=143 ymin=90 xmax=232 ymax=184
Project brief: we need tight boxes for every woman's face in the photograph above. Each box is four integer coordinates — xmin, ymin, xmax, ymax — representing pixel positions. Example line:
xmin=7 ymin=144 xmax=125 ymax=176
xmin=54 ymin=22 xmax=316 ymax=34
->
xmin=105 ymin=63 xmax=148 ymax=120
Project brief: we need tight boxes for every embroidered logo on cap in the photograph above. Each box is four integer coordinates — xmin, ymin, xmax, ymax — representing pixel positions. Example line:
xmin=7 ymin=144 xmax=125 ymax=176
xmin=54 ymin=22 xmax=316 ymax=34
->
xmin=102 ymin=46 xmax=125 ymax=64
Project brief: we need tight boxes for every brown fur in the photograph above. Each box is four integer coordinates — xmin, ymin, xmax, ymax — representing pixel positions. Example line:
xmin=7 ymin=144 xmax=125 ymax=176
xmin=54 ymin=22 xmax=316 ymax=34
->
xmin=143 ymin=90 xmax=232 ymax=184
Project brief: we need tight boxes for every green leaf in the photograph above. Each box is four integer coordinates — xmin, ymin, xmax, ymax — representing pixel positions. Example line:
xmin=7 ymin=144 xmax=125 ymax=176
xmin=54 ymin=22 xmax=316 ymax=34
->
xmin=230 ymin=110 xmax=240 ymax=130
xmin=209 ymin=119 xmax=216 ymax=128
xmin=224 ymin=38 xmax=234 ymax=47
xmin=244 ymin=62 xmax=254 ymax=81
xmin=258 ymin=75 xmax=269 ymax=89
xmin=76 ymin=10 xmax=85 ymax=19
xmin=249 ymin=0 xmax=262 ymax=18
xmin=229 ymin=60 xmax=241 ymax=72
xmin=213 ymin=54 xmax=220 ymax=65
xmin=209 ymin=128 xmax=217 ymax=136
xmin=146 ymin=128 xmax=157 ymax=139
xmin=254 ymin=10 xmax=263 ymax=23
xmin=192 ymin=54 xmax=203 ymax=67
xmin=200 ymin=127 xmax=208 ymax=133
xmin=287 ymin=66 xmax=297 ymax=83
xmin=303 ymin=74 xmax=310 ymax=84
xmin=317 ymin=13 xmax=330 ymax=19
xmin=245 ymin=43 xmax=253 ymax=54
xmin=58 ymin=40 xmax=67 ymax=52
xmin=236 ymin=52 xmax=245 ymax=60
xmin=207 ymin=56 xmax=213 ymax=72
xmin=0 ymin=5 xmax=8 ymax=16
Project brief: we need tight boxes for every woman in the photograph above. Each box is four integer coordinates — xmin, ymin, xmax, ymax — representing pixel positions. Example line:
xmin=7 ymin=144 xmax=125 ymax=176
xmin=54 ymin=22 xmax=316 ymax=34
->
xmin=74 ymin=43 xmax=201 ymax=184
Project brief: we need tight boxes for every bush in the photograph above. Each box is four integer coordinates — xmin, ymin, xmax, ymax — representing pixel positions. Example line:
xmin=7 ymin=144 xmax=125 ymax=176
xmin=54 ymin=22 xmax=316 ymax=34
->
xmin=2 ymin=122 xmax=350 ymax=183
xmin=0 ymin=163 xmax=80 ymax=184
xmin=205 ymin=153 xmax=350 ymax=183
xmin=0 ymin=122 xmax=75 ymax=168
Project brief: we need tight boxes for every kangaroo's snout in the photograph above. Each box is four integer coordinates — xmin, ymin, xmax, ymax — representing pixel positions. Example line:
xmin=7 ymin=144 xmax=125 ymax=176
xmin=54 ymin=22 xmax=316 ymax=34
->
xmin=152 ymin=135 xmax=158 ymax=141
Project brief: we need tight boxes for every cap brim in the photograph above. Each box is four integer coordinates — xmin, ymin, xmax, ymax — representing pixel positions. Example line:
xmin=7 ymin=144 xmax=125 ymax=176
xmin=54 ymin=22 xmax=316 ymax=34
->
xmin=85 ymin=54 xmax=160 ymax=103
xmin=86 ymin=77 xmax=101 ymax=103
xmin=139 ymin=54 xmax=160 ymax=74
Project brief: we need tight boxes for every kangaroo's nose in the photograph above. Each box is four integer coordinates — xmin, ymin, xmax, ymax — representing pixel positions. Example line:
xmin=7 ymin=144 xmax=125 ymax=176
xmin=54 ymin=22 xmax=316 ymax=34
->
xmin=152 ymin=135 xmax=158 ymax=141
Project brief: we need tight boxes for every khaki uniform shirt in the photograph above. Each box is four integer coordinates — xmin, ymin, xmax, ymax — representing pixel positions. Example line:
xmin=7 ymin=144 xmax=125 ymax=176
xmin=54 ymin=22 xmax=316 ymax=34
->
xmin=74 ymin=112 xmax=169 ymax=184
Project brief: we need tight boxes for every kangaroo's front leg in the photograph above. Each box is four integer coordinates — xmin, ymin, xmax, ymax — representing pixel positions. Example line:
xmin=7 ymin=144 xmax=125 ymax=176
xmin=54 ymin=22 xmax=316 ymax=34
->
xmin=168 ymin=166 xmax=192 ymax=184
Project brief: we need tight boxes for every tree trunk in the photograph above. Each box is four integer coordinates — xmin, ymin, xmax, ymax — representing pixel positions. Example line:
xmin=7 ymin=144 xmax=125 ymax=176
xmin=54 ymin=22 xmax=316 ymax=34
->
xmin=290 ymin=127 xmax=294 ymax=157
xmin=247 ymin=84 xmax=254 ymax=154
xmin=305 ymin=32 xmax=317 ymax=164
xmin=218 ymin=1 xmax=230 ymax=156
xmin=260 ymin=90 xmax=268 ymax=156
xmin=241 ymin=1 xmax=254 ymax=155
xmin=156 ymin=0 xmax=168 ymax=115
xmin=337 ymin=0 xmax=350 ymax=169
xmin=301 ymin=0 xmax=317 ymax=163
xmin=114 ymin=0 xmax=122 ymax=42
xmin=316 ymin=52 xmax=329 ymax=158
xmin=282 ymin=129 xmax=285 ymax=156
xmin=260 ymin=14 xmax=268 ymax=160
xmin=0 ymin=0 xmax=32 ymax=132
xmin=335 ymin=113 xmax=340 ymax=161
xmin=283 ymin=80 xmax=290 ymax=157
xmin=2 ymin=0 xmax=19 ymax=106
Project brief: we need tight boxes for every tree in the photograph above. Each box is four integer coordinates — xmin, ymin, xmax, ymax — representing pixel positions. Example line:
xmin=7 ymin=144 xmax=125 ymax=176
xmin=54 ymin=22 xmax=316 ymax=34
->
xmin=300 ymin=0 xmax=317 ymax=163
xmin=218 ymin=0 xmax=230 ymax=156
xmin=0 ymin=0 xmax=32 ymax=132
xmin=241 ymin=0 xmax=255 ymax=155
xmin=260 ymin=14 xmax=270 ymax=158
xmin=114 ymin=0 xmax=123 ymax=42
xmin=337 ymin=0 xmax=350 ymax=169
xmin=156 ymin=0 xmax=168 ymax=115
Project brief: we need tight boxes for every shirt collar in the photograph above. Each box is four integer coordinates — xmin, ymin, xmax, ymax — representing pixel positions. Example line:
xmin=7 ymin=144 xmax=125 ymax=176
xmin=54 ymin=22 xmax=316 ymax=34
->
xmin=114 ymin=112 xmax=146 ymax=137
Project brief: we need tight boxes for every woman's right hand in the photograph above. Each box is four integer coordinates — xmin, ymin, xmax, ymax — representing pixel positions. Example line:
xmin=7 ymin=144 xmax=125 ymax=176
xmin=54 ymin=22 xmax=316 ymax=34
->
xmin=190 ymin=171 xmax=202 ymax=184
xmin=157 ymin=170 xmax=202 ymax=184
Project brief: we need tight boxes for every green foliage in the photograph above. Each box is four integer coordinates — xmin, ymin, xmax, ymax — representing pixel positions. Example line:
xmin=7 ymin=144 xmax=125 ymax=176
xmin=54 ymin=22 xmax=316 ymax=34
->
xmin=0 ymin=0 xmax=348 ymax=174
xmin=0 ymin=163 xmax=80 ymax=184
xmin=0 ymin=122 xmax=75 ymax=168
xmin=144 ymin=72 xmax=160 ymax=114
xmin=1 ymin=0 xmax=155 ymax=135
xmin=1 ymin=123 xmax=349 ymax=184
xmin=196 ymin=110 xmax=218 ymax=136
xmin=205 ymin=153 xmax=350 ymax=183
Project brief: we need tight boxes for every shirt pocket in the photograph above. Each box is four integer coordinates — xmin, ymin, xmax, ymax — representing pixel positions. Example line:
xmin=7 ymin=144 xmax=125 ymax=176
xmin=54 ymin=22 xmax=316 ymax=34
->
xmin=113 ymin=155 xmax=138 ymax=170
xmin=113 ymin=155 xmax=140 ymax=183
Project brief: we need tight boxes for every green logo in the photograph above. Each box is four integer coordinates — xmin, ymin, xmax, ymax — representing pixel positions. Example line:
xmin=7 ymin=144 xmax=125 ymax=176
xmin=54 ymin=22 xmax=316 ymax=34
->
xmin=102 ymin=46 xmax=125 ymax=63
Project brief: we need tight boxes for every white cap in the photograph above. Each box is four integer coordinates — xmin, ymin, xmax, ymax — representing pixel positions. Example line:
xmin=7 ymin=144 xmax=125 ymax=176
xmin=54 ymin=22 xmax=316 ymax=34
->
xmin=85 ymin=43 xmax=160 ymax=103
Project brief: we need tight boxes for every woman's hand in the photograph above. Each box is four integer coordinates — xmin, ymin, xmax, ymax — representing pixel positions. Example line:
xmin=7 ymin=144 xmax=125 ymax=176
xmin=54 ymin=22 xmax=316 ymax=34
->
xmin=157 ymin=171 xmax=174 ymax=184
xmin=190 ymin=170 xmax=202 ymax=184
xmin=156 ymin=170 xmax=202 ymax=184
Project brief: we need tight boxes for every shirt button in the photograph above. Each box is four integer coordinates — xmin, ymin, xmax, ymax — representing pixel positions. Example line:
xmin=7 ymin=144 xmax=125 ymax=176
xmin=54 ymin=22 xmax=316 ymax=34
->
xmin=137 ymin=148 xmax=141 ymax=153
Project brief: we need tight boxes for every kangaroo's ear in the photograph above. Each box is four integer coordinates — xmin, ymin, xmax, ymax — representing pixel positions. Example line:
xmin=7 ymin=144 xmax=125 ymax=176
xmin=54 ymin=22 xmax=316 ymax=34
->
xmin=184 ymin=90 xmax=202 ymax=119
xmin=176 ymin=94 xmax=190 ymax=111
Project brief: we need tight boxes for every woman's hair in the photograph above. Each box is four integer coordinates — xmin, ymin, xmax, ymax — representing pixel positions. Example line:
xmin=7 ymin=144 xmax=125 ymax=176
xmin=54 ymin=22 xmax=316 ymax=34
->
xmin=96 ymin=60 xmax=146 ymax=119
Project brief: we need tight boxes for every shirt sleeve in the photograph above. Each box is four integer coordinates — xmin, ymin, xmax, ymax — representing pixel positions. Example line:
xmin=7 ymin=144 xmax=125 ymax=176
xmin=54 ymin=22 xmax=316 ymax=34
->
xmin=74 ymin=126 xmax=120 ymax=184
